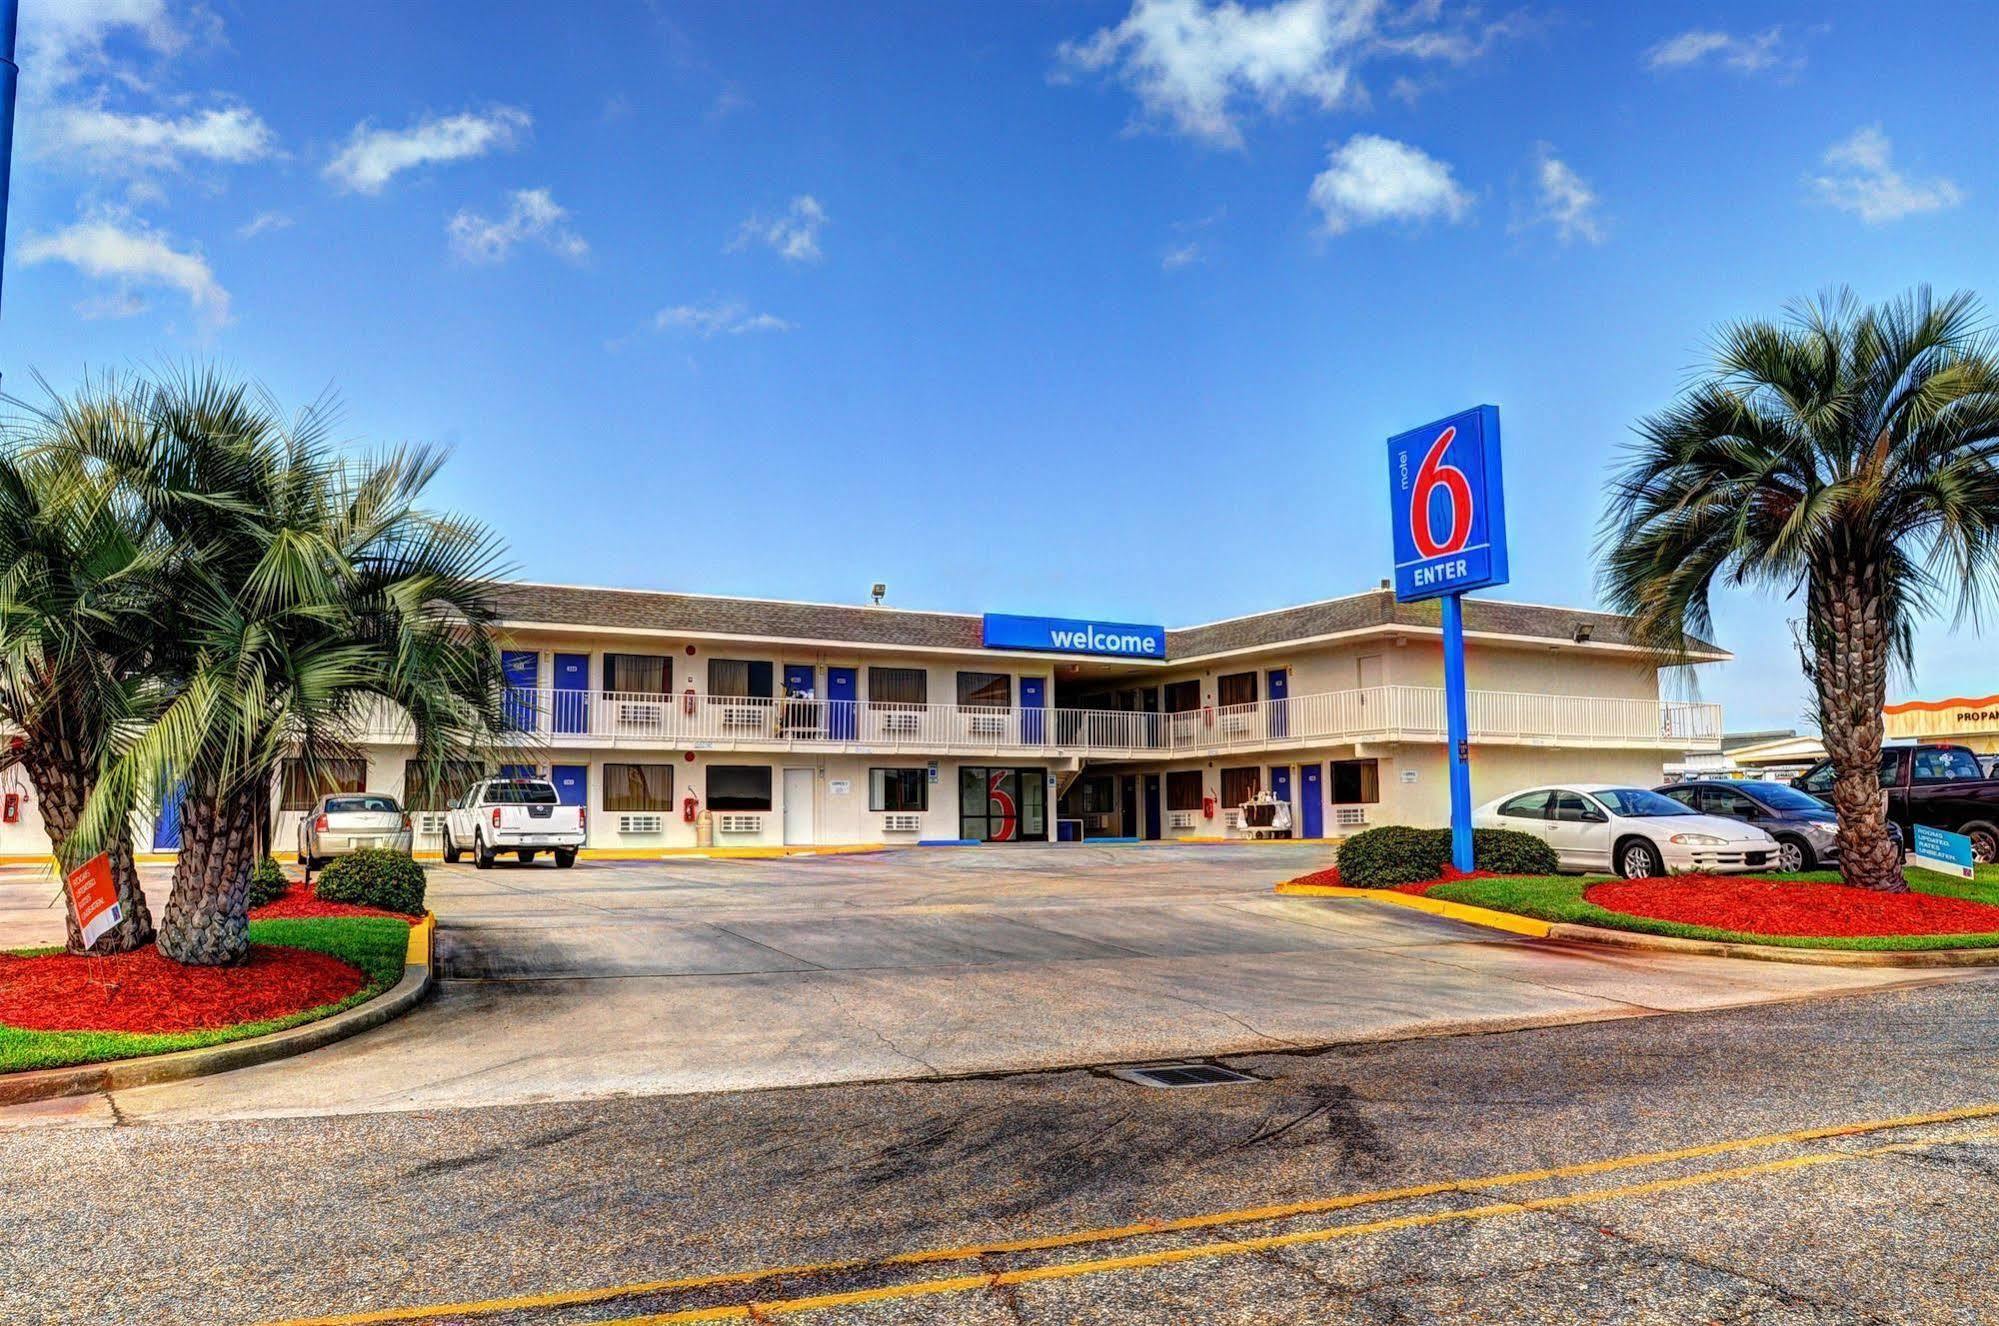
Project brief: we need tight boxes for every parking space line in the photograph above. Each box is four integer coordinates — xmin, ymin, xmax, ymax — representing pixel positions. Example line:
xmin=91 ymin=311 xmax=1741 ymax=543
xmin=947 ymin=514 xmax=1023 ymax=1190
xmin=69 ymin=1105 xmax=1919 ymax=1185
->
xmin=254 ymin=1101 xmax=1999 ymax=1326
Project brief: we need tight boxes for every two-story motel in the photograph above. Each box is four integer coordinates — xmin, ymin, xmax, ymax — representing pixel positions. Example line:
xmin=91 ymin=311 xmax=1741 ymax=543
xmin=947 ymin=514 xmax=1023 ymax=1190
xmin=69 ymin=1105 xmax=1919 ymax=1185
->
xmin=0 ymin=580 xmax=1729 ymax=858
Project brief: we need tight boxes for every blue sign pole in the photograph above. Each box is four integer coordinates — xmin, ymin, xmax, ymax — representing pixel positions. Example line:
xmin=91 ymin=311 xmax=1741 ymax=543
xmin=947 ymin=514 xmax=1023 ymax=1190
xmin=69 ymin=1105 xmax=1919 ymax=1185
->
xmin=0 ymin=0 xmax=18 ymax=355
xmin=1385 ymin=405 xmax=1509 ymax=876
xmin=1439 ymin=593 xmax=1473 ymax=872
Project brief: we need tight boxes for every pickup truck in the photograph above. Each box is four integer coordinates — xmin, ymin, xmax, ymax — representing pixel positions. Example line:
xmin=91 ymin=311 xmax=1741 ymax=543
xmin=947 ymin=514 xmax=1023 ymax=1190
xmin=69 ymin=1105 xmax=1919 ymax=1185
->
xmin=1793 ymin=743 xmax=1999 ymax=865
xmin=442 ymin=777 xmax=586 ymax=869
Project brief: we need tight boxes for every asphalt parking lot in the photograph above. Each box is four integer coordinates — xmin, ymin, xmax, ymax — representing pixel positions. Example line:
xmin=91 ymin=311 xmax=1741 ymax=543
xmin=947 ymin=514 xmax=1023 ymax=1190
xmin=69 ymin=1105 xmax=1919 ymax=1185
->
xmin=8 ymin=844 xmax=1971 ymax=1125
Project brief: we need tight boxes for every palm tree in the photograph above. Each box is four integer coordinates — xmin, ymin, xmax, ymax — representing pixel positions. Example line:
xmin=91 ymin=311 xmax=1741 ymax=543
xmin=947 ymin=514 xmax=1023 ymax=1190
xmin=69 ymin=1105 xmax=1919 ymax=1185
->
xmin=1602 ymin=287 xmax=1999 ymax=892
xmin=0 ymin=378 xmax=169 ymax=952
xmin=69 ymin=370 xmax=509 ymax=963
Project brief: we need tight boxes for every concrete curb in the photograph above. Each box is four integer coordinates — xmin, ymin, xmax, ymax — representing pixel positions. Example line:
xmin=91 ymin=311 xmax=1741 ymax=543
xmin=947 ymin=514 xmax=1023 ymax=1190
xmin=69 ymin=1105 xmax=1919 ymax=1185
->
xmin=1277 ymin=880 xmax=1999 ymax=967
xmin=0 ymin=912 xmax=435 ymax=1108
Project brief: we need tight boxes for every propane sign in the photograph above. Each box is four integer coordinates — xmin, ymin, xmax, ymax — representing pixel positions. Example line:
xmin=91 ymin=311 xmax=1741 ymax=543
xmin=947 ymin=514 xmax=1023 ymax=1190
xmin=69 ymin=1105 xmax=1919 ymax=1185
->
xmin=1386 ymin=405 xmax=1509 ymax=603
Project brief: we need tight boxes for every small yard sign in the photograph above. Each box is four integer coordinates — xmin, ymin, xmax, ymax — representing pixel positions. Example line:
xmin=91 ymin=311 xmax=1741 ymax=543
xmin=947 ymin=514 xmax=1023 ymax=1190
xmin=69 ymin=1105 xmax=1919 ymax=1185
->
xmin=1910 ymin=824 xmax=1976 ymax=880
xmin=65 ymin=853 xmax=123 ymax=950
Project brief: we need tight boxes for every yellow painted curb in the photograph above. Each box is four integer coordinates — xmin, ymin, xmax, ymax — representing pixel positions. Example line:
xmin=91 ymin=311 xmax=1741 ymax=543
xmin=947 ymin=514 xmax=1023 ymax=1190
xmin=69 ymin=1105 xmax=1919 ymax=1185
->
xmin=1175 ymin=836 xmax=1346 ymax=846
xmin=406 ymin=912 xmax=435 ymax=966
xmin=1274 ymin=880 xmax=1552 ymax=938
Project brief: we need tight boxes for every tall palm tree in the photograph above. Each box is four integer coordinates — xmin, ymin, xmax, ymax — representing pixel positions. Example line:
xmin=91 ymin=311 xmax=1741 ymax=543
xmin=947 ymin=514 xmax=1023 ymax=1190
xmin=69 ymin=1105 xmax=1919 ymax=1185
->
xmin=1602 ymin=287 xmax=1999 ymax=892
xmin=70 ymin=370 xmax=509 ymax=964
xmin=0 ymin=378 xmax=169 ymax=952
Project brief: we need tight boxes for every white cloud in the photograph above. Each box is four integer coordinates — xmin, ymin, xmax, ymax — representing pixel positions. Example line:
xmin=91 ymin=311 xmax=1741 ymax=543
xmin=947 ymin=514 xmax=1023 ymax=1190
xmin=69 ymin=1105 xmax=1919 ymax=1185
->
xmin=447 ymin=188 xmax=588 ymax=263
xmin=21 ymin=216 xmax=230 ymax=326
xmin=325 ymin=107 xmax=531 ymax=195
xmin=1811 ymin=126 xmax=1962 ymax=224
xmin=1162 ymin=241 xmax=1202 ymax=269
xmin=1056 ymin=0 xmax=1524 ymax=148
xmin=19 ymin=0 xmax=188 ymax=100
xmin=1308 ymin=133 xmax=1471 ymax=234
xmin=1527 ymin=144 xmax=1602 ymax=244
xmin=1645 ymin=27 xmax=1787 ymax=73
xmin=238 ymin=210 xmax=293 ymax=239
xmin=654 ymin=300 xmax=794 ymax=337
xmin=48 ymin=103 xmax=277 ymax=171
xmin=729 ymin=195 xmax=827 ymax=262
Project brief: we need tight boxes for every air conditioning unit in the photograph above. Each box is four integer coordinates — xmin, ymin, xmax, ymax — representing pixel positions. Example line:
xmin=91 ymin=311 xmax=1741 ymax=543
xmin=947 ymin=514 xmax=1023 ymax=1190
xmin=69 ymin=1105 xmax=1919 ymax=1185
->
xmin=414 ymin=812 xmax=447 ymax=837
xmin=1169 ymin=810 xmax=1197 ymax=830
xmin=1219 ymin=713 xmax=1252 ymax=736
xmin=882 ymin=813 xmax=921 ymax=833
xmin=615 ymin=700 xmax=667 ymax=730
xmin=1334 ymin=807 xmax=1368 ymax=829
xmin=1083 ymin=812 xmax=1114 ymax=833
xmin=618 ymin=813 xmax=665 ymax=834
xmin=966 ymin=714 xmax=1007 ymax=738
xmin=1223 ymin=809 xmax=1243 ymax=830
xmin=717 ymin=813 xmax=763 ymax=834
xmin=720 ymin=704 xmax=769 ymax=732
xmin=878 ymin=711 xmax=920 ymax=736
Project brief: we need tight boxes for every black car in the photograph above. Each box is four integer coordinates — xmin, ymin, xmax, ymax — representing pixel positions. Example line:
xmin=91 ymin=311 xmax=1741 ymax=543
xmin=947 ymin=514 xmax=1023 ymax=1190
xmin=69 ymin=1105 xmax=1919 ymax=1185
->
xmin=1657 ymin=780 xmax=1902 ymax=873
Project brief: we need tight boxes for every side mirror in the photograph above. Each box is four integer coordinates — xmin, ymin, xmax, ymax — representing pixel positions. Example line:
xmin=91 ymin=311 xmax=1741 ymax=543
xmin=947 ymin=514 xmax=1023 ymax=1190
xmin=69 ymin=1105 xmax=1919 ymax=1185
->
xmin=1584 ymin=808 xmax=1608 ymax=823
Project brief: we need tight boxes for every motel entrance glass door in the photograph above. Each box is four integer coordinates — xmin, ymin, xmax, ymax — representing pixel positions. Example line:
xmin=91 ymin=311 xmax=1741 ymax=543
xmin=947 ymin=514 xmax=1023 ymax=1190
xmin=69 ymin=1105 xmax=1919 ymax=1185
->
xmin=959 ymin=767 xmax=1048 ymax=842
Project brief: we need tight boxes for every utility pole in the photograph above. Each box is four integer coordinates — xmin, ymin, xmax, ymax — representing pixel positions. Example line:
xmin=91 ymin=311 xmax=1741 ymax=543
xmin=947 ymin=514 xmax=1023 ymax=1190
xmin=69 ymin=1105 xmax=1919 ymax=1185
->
xmin=0 ymin=0 xmax=18 ymax=384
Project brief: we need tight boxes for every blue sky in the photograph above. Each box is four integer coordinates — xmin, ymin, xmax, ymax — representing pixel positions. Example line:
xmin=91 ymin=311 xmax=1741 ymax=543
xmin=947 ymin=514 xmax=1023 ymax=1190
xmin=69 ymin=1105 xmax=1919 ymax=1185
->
xmin=8 ymin=2 xmax=1997 ymax=731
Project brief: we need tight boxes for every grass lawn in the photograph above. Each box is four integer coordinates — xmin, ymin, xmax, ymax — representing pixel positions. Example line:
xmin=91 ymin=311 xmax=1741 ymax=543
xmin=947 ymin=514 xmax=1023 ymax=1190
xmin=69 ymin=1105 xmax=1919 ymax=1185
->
xmin=1427 ymin=864 xmax=1999 ymax=952
xmin=0 ymin=915 xmax=410 ymax=1075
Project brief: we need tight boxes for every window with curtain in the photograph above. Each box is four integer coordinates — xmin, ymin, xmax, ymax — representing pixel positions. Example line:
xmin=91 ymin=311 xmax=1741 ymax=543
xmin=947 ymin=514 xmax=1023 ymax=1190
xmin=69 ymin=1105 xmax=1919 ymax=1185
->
xmin=1331 ymin=759 xmax=1380 ymax=804
xmin=605 ymin=653 xmax=670 ymax=695
xmin=1163 ymin=680 xmax=1201 ymax=713
xmin=401 ymin=760 xmax=484 ymax=811
xmin=709 ymin=659 xmax=774 ymax=698
xmin=603 ymin=763 xmax=673 ymax=811
xmin=281 ymin=758 xmax=368 ymax=810
xmin=956 ymin=671 xmax=1010 ymax=708
xmin=707 ymin=765 xmax=773 ymax=810
xmin=868 ymin=666 xmax=928 ymax=706
xmin=1217 ymin=672 xmax=1258 ymax=707
xmin=1077 ymin=776 xmax=1115 ymax=814
xmin=1220 ymin=767 xmax=1260 ymax=806
xmin=868 ymin=767 xmax=928 ymax=812
xmin=1167 ymin=770 xmax=1204 ymax=811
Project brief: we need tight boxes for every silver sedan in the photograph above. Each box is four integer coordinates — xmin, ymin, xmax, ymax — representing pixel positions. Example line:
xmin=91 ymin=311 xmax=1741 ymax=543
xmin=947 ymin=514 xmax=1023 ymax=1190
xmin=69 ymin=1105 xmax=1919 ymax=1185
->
xmin=298 ymin=792 xmax=413 ymax=868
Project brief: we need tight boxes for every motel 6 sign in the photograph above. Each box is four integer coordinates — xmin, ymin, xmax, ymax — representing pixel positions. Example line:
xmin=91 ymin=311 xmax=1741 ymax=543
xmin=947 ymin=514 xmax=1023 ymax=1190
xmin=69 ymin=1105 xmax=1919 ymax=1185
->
xmin=1386 ymin=404 xmax=1510 ymax=603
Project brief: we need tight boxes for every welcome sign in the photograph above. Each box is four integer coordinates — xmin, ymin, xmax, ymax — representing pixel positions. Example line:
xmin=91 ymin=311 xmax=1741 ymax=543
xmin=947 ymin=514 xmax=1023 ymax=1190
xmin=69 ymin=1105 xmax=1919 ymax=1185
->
xmin=982 ymin=613 xmax=1167 ymax=659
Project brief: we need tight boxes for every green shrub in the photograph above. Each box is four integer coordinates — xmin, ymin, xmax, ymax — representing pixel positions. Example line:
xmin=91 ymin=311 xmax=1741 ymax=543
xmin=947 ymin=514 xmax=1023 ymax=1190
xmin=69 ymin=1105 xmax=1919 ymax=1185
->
xmin=247 ymin=855 xmax=290 ymax=908
xmin=315 ymin=849 xmax=427 ymax=916
xmin=1337 ymin=825 xmax=1556 ymax=886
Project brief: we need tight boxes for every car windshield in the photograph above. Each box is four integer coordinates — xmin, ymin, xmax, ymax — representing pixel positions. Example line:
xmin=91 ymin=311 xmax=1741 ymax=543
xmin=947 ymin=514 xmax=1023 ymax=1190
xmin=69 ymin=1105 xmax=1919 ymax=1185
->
xmin=1591 ymin=788 xmax=1696 ymax=817
xmin=1747 ymin=783 xmax=1830 ymax=815
xmin=487 ymin=781 xmax=558 ymax=805
xmin=326 ymin=795 xmax=398 ymax=814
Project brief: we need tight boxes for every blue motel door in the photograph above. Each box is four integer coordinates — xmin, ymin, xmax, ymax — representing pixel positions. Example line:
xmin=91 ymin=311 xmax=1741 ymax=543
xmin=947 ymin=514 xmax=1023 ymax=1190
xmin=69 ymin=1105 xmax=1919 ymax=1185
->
xmin=827 ymin=667 xmax=857 ymax=740
xmin=1020 ymin=677 xmax=1046 ymax=744
xmin=1299 ymin=764 xmax=1323 ymax=839
xmin=553 ymin=653 xmax=589 ymax=734
xmin=1267 ymin=668 xmax=1289 ymax=738
xmin=550 ymin=765 xmax=587 ymax=806
xmin=501 ymin=650 xmax=539 ymax=731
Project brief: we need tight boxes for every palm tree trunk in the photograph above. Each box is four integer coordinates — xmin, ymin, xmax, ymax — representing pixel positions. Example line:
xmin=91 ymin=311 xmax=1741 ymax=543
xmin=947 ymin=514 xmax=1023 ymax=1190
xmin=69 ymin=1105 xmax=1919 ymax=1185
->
xmin=18 ymin=740 xmax=155 ymax=954
xmin=1813 ymin=557 xmax=1906 ymax=892
xmin=157 ymin=783 xmax=260 ymax=965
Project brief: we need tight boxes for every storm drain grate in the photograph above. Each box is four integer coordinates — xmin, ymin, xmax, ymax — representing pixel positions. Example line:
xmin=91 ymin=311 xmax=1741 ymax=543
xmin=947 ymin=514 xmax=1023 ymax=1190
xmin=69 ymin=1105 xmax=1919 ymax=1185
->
xmin=1111 ymin=1062 xmax=1259 ymax=1089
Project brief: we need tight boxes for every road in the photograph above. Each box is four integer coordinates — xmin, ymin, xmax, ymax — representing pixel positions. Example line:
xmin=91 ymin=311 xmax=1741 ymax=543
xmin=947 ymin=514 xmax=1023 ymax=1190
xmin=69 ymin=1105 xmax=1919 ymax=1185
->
xmin=4 ymin=973 xmax=1997 ymax=1324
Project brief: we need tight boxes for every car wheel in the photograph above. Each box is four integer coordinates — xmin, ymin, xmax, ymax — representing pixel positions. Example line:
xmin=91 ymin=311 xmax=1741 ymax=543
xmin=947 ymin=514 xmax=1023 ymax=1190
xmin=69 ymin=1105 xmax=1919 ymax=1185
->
xmin=555 ymin=848 xmax=577 ymax=869
xmin=1775 ymin=835 xmax=1814 ymax=873
xmin=442 ymin=829 xmax=460 ymax=865
xmin=1963 ymin=822 xmax=1998 ymax=866
xmin=474 ymin=832 xmax=494 ymax=870
xmin=1618 ymin=839 xmax=1664 ymax=880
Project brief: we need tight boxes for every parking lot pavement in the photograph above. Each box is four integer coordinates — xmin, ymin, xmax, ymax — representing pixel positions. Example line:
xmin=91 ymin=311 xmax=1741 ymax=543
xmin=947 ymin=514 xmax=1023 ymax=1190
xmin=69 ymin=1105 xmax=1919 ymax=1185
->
xmin=9 ymin=844 xmax=1975 ymax=1126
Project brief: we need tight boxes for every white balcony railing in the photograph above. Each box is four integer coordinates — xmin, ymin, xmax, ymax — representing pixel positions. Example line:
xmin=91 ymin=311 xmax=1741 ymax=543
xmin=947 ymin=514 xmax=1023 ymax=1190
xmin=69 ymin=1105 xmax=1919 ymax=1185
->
xmin=391 ymin=684 xmax=1719 ymax=757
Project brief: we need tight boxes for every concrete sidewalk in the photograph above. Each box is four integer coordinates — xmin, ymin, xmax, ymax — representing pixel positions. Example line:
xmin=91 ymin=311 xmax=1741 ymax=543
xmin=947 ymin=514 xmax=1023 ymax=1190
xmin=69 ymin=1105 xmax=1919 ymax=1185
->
xmin=2 ymin=845 xmax=1971 ymax=1127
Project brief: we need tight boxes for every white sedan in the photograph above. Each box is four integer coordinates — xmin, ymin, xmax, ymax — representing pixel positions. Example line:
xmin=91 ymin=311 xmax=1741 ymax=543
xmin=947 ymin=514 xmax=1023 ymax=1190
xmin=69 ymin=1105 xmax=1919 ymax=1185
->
xmin=298 ymin=792 xmax=414 ymax=869
xmin=1474 ymin=784 xmax=1779 ymax=878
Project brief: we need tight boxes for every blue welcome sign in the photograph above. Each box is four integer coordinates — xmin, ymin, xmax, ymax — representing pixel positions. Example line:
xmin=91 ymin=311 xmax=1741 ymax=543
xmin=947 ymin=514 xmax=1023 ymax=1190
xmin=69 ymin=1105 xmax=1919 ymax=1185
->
xmin=982 ymin=613 xmax=1166 ymax=659
xmin=1386 ymin=405 xmax=1509 ymax=603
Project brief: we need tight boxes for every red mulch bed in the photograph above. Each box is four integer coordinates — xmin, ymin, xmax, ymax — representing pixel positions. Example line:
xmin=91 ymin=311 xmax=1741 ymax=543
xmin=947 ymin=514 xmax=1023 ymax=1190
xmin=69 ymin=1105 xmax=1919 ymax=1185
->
xmin=0 ymin=945 xmax=367 ymax=1033
xmin=250 ymin=882 xmax=408 ymax=920
xmin=1584 ymin=876 xmax=1999 ymax=938
xmin=1291 ymin=865 xmax=1497 ymax=896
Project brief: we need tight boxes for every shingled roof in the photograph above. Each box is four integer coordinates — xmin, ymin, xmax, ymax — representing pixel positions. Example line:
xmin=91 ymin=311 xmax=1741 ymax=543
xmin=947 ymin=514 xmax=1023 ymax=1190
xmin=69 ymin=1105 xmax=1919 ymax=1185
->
xmin=488 ymin=581 xmax=1727 ymax=661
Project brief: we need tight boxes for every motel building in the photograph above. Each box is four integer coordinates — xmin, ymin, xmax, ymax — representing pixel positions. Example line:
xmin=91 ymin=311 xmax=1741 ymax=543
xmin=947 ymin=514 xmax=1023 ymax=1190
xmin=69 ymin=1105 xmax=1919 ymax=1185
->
xmin=0 ymin=581 xmax=1728 ymax=858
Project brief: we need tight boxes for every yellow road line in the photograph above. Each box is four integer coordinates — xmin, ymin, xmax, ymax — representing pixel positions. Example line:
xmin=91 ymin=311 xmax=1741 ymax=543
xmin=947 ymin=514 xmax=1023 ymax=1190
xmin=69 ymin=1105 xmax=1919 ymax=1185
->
xmin=613 ymin=1131 xmax=1991 ymax=1324
xmin=255 ymin=1102 xmax=1999 ymax=1326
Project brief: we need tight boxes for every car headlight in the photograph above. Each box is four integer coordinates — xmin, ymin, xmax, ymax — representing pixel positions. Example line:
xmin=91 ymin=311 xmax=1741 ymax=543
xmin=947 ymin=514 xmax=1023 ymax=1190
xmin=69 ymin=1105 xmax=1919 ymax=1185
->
xmin=1669 ymin=833 xmax=1726 ymax=846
